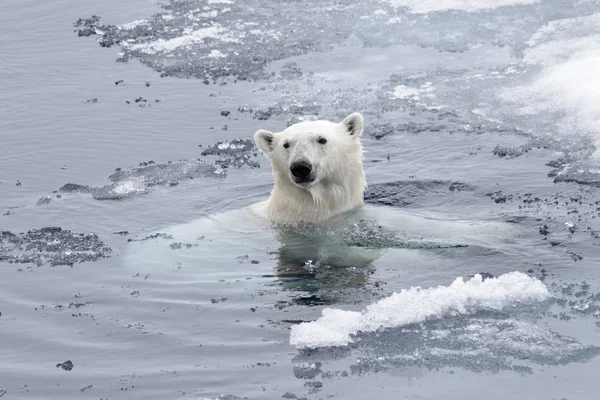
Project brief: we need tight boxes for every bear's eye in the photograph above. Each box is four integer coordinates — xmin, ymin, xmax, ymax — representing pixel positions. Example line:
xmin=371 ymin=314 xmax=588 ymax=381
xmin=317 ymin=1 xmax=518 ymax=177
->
xmin=317 ymin=137 xmax=327 ymax=145
xmin=283 ymin=142 xmax=290 ymax=149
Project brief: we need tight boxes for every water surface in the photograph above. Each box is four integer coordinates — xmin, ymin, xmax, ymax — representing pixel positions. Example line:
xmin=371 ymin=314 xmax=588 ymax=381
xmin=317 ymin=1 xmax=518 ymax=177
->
xmin=2 ymin=0 xmax=600 ymax=399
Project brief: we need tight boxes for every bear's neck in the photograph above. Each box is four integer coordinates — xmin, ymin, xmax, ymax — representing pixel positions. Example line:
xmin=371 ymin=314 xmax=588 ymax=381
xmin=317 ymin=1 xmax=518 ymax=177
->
xmin=266 ymin=165 xmax=366 ymax=225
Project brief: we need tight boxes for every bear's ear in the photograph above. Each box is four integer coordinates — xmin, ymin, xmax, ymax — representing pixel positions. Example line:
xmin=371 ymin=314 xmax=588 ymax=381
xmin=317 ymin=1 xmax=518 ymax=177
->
xmin=341 ymin=112 xmax=364 ymax=138
xmin=254 ymin=129 xmax=275 ymax=154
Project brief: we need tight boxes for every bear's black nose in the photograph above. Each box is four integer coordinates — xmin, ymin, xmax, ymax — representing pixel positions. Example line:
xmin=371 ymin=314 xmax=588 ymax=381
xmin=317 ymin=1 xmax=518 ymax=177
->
xmin=290 ymin=161 xmax=312 ymax=179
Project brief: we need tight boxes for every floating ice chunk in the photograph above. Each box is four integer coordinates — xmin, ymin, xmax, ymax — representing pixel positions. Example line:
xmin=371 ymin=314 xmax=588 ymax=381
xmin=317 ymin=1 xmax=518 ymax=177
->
xmin=390 ymin=85 xmax=422 ymax=99
xmin=208 ymin=49 xmax=227 ymax=58
xmin=526 ymin=13 xmax=600 ymax=49
xmin=112 ymin=178 xmax=146 ymax=195
xmin=388 ymin=0 xmax=538 ymax=13
xmin=127 ymin=25 xmax=239 ymax=54
xmin=120 ymin=19 xmax=148 ymax=30
xmin=290 ymin=272 xmax=549 ymax=348
xmin=386 ymin=16 xmax=403 ymax=24
xmin=391 ymin=83 xmax=435 ymax=104
xmin=214 ymin=140 xmax=248 ymax=151
xmin=502 ymin=13 xmax=600 ymax=159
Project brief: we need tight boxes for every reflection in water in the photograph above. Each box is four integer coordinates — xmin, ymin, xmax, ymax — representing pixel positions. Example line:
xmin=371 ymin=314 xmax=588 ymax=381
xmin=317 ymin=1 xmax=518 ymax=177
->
xmin=272 ymin=203 xmax=510 ymax=283
xmin=271 ymin=213 xmax=477 ymax=298
xmin=124 ymin=203 xmax=513 ymax=284
xmin=273 ymin=222 xmax=381 ymax=292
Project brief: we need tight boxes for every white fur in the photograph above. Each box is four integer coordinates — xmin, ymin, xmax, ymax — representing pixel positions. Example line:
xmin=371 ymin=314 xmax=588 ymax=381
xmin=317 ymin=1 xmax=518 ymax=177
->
xmin=254 ymin=113 xmax=367 ymax=224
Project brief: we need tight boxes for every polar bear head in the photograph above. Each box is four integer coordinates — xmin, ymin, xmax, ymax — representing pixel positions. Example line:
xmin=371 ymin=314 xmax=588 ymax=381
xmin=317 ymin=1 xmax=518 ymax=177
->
xmin=254 ymin=113 xmax=367 ymax=224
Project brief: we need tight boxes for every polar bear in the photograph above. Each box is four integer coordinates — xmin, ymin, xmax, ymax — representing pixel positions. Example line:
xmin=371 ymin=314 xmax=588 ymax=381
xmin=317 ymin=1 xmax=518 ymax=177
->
xmin=252 ymin=113 xmax=366 ymax=225
xmin=123 ymin=112 xmax=520 ymax=288
xmin=248 ymin=112 xmax=520 ymax=251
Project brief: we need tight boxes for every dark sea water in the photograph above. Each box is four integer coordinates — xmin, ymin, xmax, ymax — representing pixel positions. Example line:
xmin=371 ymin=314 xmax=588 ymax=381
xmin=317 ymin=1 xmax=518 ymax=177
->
xmin=2 ymin=0 xmax=600 ymax=399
